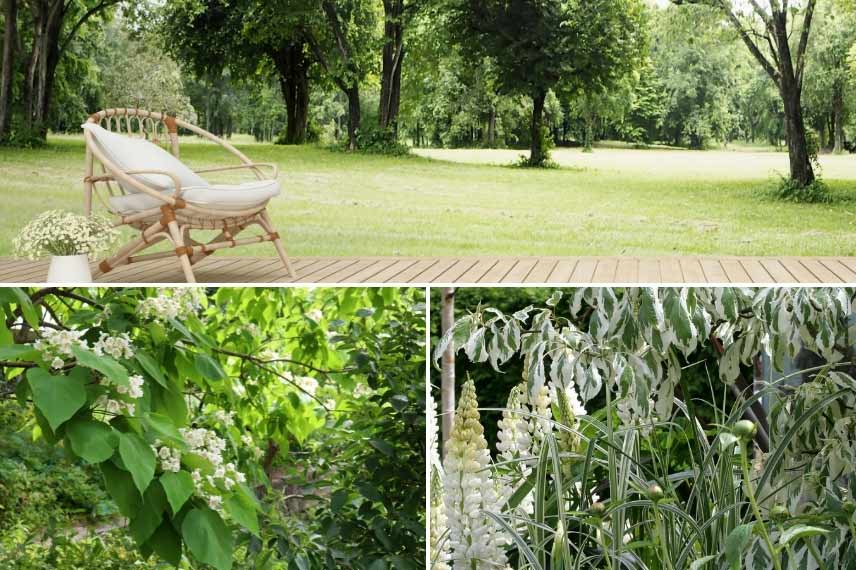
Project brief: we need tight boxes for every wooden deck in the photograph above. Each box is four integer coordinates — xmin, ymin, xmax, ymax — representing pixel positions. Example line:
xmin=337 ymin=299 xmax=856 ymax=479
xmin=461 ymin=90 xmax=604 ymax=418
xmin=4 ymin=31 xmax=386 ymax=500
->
xmin=0 ymin=256 xmax=854 ymax=284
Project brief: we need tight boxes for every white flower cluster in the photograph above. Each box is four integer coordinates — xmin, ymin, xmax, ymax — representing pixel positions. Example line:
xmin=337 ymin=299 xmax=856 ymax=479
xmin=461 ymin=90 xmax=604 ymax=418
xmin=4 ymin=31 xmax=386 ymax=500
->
xmin=95 ymin=394 xmax=136 ymax=417
xmin=353 ymin=383 xmax=373 ymax=398
xmin=93 ymin=332 xmax=134 ymax=360
xmin=138 ymin=288 xmax=202 ymax=322
xmin=428 ymin=396 xmax=451 ymax=570
xmin=212 ymin=409 xmax=235 ymax=427
xmin=117 ymin=374 xmax=145 ymax=399
xmin=34 ymin=329 xmax=87 ymax=370
xmin=443 ymin=380 xmax=508 ymax=570
xmin=13 ymin=210 xmax=118 ymax=260
xmin=181 ymin=427 xmax=247 ymax=512
xmin=151 ymin=441 xmax=182 ymax=473
xmin=496 ymin=384 xmax=534 ymax=516
xmin=294 ymin=375 xmax=319 ymax=397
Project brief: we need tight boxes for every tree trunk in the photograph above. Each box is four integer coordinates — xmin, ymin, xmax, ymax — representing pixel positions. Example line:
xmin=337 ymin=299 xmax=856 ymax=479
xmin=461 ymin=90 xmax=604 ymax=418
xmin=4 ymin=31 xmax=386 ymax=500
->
xmin=440 ymin=287 xmax=456 ymax=449
xmin=23 ymin=0 xmax=64 ymax=141
xmin=272 ymin=42 xmax=310 ymax=145
xmin=833 ymin=86 xmax=844 ymax=154
xmin=379 ymin=0 xmax=404 ymax=133
xmin=529 ymin=89 xmax=546 ymax=166
xmin=0 ymin=0 xmax=16 ymax=140
xmin=484 ymin=106 xmax=495 ymax=147
xmin=780 ymin=81 xmax=814 ymax=186
xmin=346 ymin=85 xmax=360 ymax=151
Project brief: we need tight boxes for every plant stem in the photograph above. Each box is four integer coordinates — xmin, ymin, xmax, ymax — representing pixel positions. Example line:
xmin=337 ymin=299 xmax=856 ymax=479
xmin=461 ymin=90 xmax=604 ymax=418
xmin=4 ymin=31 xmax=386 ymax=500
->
xmin=806 ymin=539 xmax=826 ymax=570
xmin=651 ymin=504 xmax=674 ymax=570
xmin=740 ymin=443 xmax=782 ymax=570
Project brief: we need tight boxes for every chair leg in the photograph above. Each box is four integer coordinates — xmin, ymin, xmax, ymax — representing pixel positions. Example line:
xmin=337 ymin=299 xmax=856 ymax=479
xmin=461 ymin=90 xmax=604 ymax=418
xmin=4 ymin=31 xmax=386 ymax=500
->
xmin=165 ymin=219 xmax=196 ymax=284
xmin=259 ymin=210 xmax=294 ymax=279
xmin=94 ymin=224 xmax=162 ymax=277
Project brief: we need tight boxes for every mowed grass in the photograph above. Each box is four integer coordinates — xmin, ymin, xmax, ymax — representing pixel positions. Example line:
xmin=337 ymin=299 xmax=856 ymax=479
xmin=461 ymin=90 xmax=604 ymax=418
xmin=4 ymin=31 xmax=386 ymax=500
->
xmin=0 ymin=134 xmax=854 ymax=257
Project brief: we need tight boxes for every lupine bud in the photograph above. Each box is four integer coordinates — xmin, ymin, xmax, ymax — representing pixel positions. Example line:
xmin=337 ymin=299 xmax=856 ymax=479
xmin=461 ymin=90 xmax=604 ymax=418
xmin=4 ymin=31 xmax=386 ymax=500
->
xmin=647 ymin=483 xmax=665 ymax=503
xmin=733 ymin=420 xmax=757 ymax=441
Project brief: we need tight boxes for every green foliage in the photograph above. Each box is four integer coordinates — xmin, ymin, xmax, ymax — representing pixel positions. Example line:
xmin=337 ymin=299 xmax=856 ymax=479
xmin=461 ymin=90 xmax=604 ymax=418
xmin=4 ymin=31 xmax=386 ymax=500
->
xmin=767 ymin=176 xmax=833 ymax=204
xmin=353 ymin=125 xmax=411 ymax=156
xmin=0 ymin=287 xmax=425 ymax=569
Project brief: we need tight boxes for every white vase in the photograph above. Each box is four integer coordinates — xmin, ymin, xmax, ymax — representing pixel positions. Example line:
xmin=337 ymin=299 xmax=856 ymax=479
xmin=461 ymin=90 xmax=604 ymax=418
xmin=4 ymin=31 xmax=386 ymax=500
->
xmin=46 ymin=254 xmax=93 ymax=283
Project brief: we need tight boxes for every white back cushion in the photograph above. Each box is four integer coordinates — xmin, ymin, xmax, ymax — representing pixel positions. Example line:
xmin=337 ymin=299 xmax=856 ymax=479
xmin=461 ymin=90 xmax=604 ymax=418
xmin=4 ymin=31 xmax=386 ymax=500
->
xmin=82 ymin=122 xmax=208 ymax=194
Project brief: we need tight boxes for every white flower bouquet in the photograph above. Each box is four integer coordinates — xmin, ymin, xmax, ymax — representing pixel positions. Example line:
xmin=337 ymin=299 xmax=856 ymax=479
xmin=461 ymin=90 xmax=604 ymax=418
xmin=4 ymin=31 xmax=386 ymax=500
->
xmin=13 ymin=210 xmax=118 ymax=260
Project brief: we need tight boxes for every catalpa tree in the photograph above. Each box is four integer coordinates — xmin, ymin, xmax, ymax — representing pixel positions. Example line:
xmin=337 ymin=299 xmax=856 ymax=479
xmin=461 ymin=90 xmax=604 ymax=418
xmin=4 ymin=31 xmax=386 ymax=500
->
xmin=0 ymin=286 xmax=424 ymax=569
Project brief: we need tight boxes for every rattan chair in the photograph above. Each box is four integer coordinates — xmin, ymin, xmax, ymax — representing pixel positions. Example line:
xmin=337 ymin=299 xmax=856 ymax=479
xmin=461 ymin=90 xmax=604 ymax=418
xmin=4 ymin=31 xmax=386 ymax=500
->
xmin=83 ymin=108 xmax=294 ymax=283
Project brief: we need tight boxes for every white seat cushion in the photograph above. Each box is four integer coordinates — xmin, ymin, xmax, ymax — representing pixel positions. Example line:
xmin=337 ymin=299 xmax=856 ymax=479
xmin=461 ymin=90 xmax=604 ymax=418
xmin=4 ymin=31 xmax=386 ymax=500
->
xmin=83 ymin=122 xmax=209 ymax=193
xmin=108 ymin=179 xmax=281 ymax=214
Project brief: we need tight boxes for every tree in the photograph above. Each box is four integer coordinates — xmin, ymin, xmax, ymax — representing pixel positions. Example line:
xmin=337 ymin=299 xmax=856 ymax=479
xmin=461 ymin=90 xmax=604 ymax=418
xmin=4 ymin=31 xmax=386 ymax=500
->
xmin=20 ymin=0 xmax=121 ymax=141
xmin=451 ymin=0 xmax=646 ymax=166
xmin=307 ymin=0 xmax=377 ymax=150
xmin=379 ymin=0 xmax=414 ymax=133
xmin=0 ymin=0 xmax=17 ymax=140
xmin=676 ymin=0 xmax=818 ymax=187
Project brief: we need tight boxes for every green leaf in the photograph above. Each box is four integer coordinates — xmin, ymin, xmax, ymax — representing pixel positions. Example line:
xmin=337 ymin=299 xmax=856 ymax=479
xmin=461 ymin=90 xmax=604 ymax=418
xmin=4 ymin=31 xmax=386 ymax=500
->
xmin=129 ymin=480 xmax=168 ymax=545
xmin=194 ymin=353 xmax=226 ymax=381
xmin=357 ymin=482 xmax=383 ymax=503
xmin=10 ymin=288 xmax=39 ymax=329
xmin=330 ymin=490 xmax=349 ymax=512
xmin=182 ymin=507 xmax=234 ymax=570
xmin=369 ymin=438 xmax=395 ymax=457
xmin=101 ymin=462 xmax=141 ymax=517
xmin=27 ymin=367 xmax=87 ymax=431
xmin=72 ymin=345 xmax=129 ymax=387
xmin=135 ymin=351 xmax=167 ymax=387
xmin=118 ymin=432 xmax=156 ymax=494
xmin=148 ymin=519 xmax=182 ymax=567
xmin=725 ymin=523 xmax=755 ymax=570
xmin=778 ymin=524 xmax=830 ymax=546
xmin=160 ymin=471 xmax=194 ymax=514
xmin=144 ymin=413 xmax=182 ymax=443
xmin=0 ymin=344 xmax=38 ymax=361
xmin=66 ymin=418 xmax=118 ymax=463
xmin=689 ymin=555 xmax=716 ymax=570
xmin=225 ymin=486 xmax=260 ymax=536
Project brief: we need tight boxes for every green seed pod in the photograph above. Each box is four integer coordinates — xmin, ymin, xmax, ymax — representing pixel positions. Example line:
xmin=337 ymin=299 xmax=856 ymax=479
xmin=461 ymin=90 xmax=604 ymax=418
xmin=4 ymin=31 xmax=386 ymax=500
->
xmin=843 ymin=500 xmax=856 ymax=516
xmin=648 ymin=483 xmax=665 ymax=503
xmin=732 ymin=420 xmax=757 ymax=441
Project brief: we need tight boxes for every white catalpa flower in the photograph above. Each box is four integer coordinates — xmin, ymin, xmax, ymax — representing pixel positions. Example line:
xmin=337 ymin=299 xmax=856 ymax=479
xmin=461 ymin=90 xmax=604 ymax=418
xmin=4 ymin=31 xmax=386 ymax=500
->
xmin=138 ymin=288 xmax=202 ymax=322
xmin=353 ymin=383 xmax=373 ymax=398
xmin=295 ymin=376 xmax=319 ymax=396
xmin=443 ymin=380 xmax=508 ymax=570
xmin=153 ymin=444 xmax=181 ymax=473
xmin=35 ymin=328 xmax=87 ymax=363
xmin=92 ymin=332 xmax=134 ymax=360
xmin=213 ymin=409 xmax=235 ymax=427
xmin=117 ymin=374 xmax=145 ymax=399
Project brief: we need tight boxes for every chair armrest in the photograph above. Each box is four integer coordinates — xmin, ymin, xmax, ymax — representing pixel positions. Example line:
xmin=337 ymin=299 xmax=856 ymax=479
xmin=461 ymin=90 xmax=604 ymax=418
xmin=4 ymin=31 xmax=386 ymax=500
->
xmin=90 ymin=169 xmax=185 ymax=205
xmin=193 ymin=162 xmax=279 ymax=180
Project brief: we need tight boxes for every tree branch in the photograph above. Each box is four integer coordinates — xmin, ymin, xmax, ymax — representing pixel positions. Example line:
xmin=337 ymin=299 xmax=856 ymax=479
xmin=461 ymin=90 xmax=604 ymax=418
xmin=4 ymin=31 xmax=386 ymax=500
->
xmin=794 ymin=0 xmax=816 ymax=89
xmin=58 ymin=0 xmax=120 ymax=57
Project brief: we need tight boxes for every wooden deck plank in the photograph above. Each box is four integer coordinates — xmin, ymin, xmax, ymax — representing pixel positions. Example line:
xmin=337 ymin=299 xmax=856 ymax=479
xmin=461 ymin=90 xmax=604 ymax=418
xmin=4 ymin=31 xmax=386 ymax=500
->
xmin=502 ymin=259 xmax=538 ymax=283
xmin=525 ymin=259 xmax=558 ymax=283
xmin=819 ymin=259 xmax=856 ymax=282
xmin=457 ymin=259 xmax=500 ymax=283
xmin=614 ymin=258 xmax=639 ymax=283
xmin=659 ymin=258 xmax=683 ymax=282
xmin=719 ymin=259 xmax=752 ymax=284
xmin=546 ymin=259 xmax=578 ymax=283
xmin=699 ymin=259 xmax=730 ymax=283
xmin=799 ymin=258 xmax=843 ymax=283
xmin=778 ymin=258 xmax=820 ymax=283
xmin=679 ymin=258 xmax=705 ymax=283
xmin=638 ymin=259 xmax=660 ymax=283
xmin=0 ymin=256 xmax=853 ymax=284
xmin=739 ymin=258 xmax=774 ymax=283
xmin=592 ymin=259 xmax=618 ymax=282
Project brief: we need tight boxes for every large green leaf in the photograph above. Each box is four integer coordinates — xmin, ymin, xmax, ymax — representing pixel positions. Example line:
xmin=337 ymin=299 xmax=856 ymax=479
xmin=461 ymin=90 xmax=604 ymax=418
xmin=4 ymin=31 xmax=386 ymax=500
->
xmin=101 ymin=462 xmax=141 ymax=517
xmin=225 ymin=486 xmax=260 ymax=536
xmin=778 ymin=524 xmax=830 ymax=546
xmin=194 ymin=353 xmax=226 ymax=381
xmin=66 ymin=418 xmax=118 ymax=463
xmin=129 ymin=481 xmax=168 ymax=545
xmin=72 ymin=345 xmax=129 ymax=387
xmin=182 ymin=507 xmax=234 ymax=570
xmin=0 ymin=344 xmax=38 ymax=361
xmin=9 ymin=288 xmax=40 ymax=329
xmin=135 ymin=351 xmax=167 ymax=388
xmin=118 ymin=432 xmax=156 ymax=494
xmin=148 ymin=519 xmax=182 ymax=567
xmin=27 ymin=367 xmax=87 ymax=431
xmin=161 ymin=471 xmax=194 ymax=514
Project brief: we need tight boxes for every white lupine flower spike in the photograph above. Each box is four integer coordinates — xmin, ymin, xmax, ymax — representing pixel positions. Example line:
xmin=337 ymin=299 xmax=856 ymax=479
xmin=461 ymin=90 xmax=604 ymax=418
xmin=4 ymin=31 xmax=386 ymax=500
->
xmin=443 ymin=380 xmax=509 ymax=570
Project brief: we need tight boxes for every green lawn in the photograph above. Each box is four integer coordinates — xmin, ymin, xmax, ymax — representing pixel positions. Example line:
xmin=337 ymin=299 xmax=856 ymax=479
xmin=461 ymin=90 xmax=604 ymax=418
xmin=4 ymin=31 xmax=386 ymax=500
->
xmin=1 ymin=135 xmax=854 ymax=257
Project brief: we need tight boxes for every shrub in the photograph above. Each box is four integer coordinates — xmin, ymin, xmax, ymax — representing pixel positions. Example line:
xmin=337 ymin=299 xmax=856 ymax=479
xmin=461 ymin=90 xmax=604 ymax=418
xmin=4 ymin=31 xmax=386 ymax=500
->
xmin=767 ymin=176 xmax=833 ymax=203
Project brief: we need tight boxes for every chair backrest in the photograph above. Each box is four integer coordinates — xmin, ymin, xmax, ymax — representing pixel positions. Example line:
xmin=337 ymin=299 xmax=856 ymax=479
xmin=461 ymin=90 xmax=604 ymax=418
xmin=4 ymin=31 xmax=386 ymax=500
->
xmin=84 ymin=108 xmax=257 ymax=215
